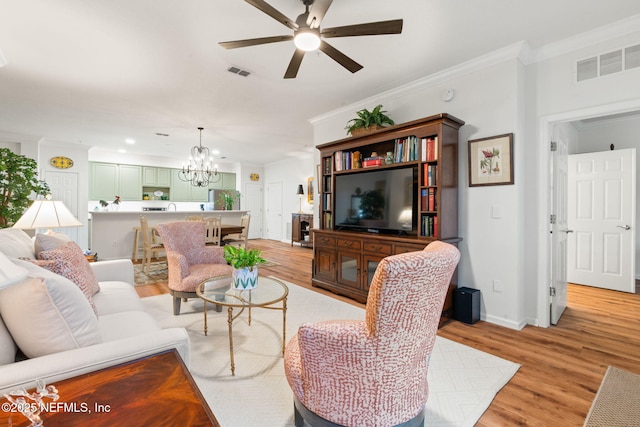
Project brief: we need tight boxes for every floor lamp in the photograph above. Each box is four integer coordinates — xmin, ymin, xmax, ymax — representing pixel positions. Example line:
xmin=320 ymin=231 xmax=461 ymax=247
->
xmin=297 ymin=185 xmax=304 ymax=213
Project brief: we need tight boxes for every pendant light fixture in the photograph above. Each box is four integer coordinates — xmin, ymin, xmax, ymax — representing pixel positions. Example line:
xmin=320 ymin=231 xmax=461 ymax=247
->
xmin=179 ymin=127 xmax=219 ymax=187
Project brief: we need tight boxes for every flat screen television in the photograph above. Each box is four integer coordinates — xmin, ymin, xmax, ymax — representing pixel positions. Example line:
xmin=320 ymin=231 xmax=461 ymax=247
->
xmin=334 ymin=166 xmax=417 ymax=235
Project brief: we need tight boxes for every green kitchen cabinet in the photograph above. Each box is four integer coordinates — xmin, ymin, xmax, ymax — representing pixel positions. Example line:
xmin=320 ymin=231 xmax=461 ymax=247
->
xmin=208 ymin=172 xmax=236 ymax=190
xmin=143 ymin=167 xmax=171 ymax=187
xmin=116 ymin=165 xmax=142 ymax=200
xmin=90 ymin=162 xmax=118 ymax=200
xmin=90 ymin=162 xmax=142 ymax=201
xmin=171 ymin=169 xmax=211 ymax=202
xmin=170 ymin=169 xmax=191 ymax=201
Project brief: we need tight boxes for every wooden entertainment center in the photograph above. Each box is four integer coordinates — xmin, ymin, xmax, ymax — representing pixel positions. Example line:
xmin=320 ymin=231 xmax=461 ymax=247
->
xmin=313 ymin=113 xmax=464 ymax=321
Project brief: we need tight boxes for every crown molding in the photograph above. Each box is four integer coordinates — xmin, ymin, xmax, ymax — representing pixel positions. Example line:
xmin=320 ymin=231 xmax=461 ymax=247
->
xmin=310 ymin=41 xmax=530 ymax=125
xmin=527 ymin=14 xmax=640 ymax=63
xmin=310 ymin=14 xmax=640 ymax=126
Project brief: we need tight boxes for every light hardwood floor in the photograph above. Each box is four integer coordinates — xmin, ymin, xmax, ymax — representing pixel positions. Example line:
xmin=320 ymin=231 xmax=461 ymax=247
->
xmin=135 ymin=239 xmax=640 ymax=426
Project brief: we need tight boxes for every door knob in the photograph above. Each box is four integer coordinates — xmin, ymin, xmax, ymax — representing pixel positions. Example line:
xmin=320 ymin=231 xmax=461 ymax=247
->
xmin=561 ymin=229 xmax=574 ymax=233
xmin=616 ymin=225 xmax=631 ymax=230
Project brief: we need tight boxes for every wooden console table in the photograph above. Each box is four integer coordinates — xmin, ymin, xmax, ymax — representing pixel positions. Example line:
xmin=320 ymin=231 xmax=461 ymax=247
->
xmin=292 ymin=213 xmax=313 ymax=247
xmin=0 ymin=350 xmax=219 ymax=426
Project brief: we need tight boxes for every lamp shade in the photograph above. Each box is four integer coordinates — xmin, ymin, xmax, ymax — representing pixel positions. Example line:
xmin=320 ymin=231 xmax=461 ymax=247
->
xmin=13 ymin=199 xmax=82 ymax=230
xmin=297 ymin=185 xmax=304 ymax=196
xmin=0 ymin=251 xmax=27 ymax=290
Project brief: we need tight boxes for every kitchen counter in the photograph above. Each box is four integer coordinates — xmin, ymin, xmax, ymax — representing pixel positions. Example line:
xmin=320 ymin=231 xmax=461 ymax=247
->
xmin=89 ymin=210 xmax=247 ymax=260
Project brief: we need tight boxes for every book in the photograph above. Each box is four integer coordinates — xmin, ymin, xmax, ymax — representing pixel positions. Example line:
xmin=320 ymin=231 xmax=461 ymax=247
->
xmin=363 ymin=158 xmax=383 ymax=167
xmin=433 ymin=216 xmax=438 ymax=238
xmin=428 ymin=188 xmax=435 ymax=211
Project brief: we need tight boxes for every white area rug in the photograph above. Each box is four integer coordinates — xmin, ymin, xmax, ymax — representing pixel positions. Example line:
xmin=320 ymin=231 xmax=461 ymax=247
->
xmin=141 ymin=279 xmax=519 ymax=426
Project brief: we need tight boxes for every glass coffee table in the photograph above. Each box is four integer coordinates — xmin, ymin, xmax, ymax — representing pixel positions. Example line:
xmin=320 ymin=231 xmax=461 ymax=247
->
xmin=196 ymin=275 xmax=289 ymax=376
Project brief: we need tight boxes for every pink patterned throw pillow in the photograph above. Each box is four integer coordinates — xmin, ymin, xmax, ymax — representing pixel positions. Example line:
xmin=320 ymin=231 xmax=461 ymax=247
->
xmin=37 ymin=242 xmax=100 ymax=311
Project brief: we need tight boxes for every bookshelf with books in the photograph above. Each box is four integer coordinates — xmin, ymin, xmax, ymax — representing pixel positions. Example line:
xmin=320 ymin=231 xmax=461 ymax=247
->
xmin=313 ymin=113 xmax=464 ymax=318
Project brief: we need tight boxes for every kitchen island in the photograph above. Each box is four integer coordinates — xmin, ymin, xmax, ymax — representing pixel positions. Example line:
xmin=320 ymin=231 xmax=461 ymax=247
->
xmin=89 ymin=210 xmax=247 ymax=260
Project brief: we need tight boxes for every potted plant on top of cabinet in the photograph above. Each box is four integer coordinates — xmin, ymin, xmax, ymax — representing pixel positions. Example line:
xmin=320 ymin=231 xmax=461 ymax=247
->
xmin=345 ymin=104 xmax=395 ymax=136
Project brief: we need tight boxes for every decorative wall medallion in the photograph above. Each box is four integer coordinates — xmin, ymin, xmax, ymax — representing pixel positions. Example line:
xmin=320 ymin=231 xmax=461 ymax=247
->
xmin=250 ymin=173 xmax=260 ymax=181
xmin=49 ymin=156 xmax=74 ymax=169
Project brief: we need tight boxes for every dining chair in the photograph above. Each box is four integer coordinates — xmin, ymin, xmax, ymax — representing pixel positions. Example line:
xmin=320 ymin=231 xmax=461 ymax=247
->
xmin=139 ymin=216 xmax=164 ymax=273
xmin=185 ymin=215 xmax=204 ymax=221
xmin=204 ymin=216 xmax=222 ymax=246
xmin=222 ymin=213 xmax=250 ymax=249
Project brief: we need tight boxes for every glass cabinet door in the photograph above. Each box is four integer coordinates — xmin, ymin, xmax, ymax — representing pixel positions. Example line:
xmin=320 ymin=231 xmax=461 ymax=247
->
xmin=337 ymin=251 xmax=360 ymax=289
xmin=363 ymin=255 xmax=384 ymax=291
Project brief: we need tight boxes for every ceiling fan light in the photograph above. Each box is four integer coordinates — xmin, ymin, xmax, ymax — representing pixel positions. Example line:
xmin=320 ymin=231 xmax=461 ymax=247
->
xmin=294 ymin=29 xmax=320 ymax=52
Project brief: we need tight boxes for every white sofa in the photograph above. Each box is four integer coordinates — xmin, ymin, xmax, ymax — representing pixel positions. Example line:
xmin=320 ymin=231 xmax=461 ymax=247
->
xmin=0 ymin=228 xmax=190 ymax=394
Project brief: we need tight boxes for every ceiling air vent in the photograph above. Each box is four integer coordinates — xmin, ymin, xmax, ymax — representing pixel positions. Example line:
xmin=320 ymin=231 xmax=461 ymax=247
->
xmin=227 ymin=66 xmax=251 ymax=77
xmin=576 ymin=43 xmax=640 ymax=82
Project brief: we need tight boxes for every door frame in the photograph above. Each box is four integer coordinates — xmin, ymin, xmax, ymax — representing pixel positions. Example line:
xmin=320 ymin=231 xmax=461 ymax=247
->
xmin=536 ymin=99 xmax=640 ymax=327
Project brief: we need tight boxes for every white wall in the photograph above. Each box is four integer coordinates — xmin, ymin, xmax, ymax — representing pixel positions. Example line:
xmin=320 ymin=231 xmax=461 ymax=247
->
xmin=312 ymin=25 xmax=640 ymax=328
xmin=0 ymin=138 xmax=91 ymax=250
xmin=529 ymin=27 xmax=640 ymax=326
xmin=312 ymin=55 xmax=528 ymax=329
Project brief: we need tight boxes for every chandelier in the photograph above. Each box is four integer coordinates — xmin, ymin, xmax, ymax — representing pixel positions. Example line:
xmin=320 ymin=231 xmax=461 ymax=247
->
xmin=178 ymin=127 xmax=220 ymax=187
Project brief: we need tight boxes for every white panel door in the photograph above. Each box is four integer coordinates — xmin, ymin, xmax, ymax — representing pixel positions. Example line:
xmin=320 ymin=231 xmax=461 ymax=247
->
xmin=243 ymin=182 xmax=263 ymax=239
xmin=567 ymin=149 xmax=636 ymax=292
xmin=266 ymin=181 xmax=283 ymax=241
xmin=550 ymin=128 xmax=569 ymax=325
xmin=44 ymin=171 xmax=79 ymax=242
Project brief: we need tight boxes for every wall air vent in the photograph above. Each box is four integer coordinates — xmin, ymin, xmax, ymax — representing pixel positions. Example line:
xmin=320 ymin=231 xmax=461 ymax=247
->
xmin=577 ymin=57 xmax=597 ymax=82
xmin=576 ymin=43 xmax=640 ymax=82
xmin=626 ymin=44 xmax=640 ymax=70
xmin=227 ymin=66 xmax=251 ymax=77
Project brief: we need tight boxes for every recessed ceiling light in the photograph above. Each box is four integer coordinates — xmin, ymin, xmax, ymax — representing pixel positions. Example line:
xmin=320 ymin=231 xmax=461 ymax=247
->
xmin=125 ymin=138 xmax=135 ymax=144
xmin=212 ymin=149 xmax=220 ymax=155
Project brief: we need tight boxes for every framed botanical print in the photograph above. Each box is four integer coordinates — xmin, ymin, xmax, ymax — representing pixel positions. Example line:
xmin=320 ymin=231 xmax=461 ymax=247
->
xmin=468 ymin=133 xmax=514 ymax=187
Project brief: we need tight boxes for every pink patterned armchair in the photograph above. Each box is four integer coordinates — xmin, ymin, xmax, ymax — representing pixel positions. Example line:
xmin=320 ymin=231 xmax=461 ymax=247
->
xmin=284 ymin=241 xmax=460 ymax=427
xmin=155 ymin=221 xmax=232 ymax=315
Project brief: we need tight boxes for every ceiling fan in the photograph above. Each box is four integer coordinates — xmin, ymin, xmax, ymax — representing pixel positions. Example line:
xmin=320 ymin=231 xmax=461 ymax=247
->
xmin=219 ymin=0 xmax=403 ymax=79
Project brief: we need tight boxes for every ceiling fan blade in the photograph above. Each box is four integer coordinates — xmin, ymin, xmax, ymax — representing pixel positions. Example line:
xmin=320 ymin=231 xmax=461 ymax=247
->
xmin=284 ymin=49 xmax=305 ymax=79
xmin=321 ymin=19 xmax=403 ymax=38
xmin=219 ymin=35 xmax=293 ymax=49
xmin=307 ymin=0 xmax=333 ymax=28
xmin=319 ymin=41 xmax=362 ymax=74
xmin=244 ymin=0 xmax=298 ymax=30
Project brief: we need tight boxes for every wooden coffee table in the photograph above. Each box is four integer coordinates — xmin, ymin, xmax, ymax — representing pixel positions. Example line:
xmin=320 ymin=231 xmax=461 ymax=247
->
xmin=196 ymin=275 xmax=289 ymax=376
xmin=0 ymin=350 xmax=219 ymax=426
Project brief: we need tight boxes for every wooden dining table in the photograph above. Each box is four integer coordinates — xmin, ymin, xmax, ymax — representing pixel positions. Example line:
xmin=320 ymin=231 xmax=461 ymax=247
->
xmin=218 ymin=224 xmax=244 ymax=243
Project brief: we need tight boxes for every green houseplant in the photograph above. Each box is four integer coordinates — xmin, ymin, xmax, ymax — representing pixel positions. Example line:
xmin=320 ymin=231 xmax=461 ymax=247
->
xmin=218 ymin=190 xmax=240 ymax=210
xmin=223 ymin=245 xmax=266 ymax=290
xmin=0 ymin=148 xmax=49 ymax=228
xmin=345 ymin=104 xmax=395 ymax=136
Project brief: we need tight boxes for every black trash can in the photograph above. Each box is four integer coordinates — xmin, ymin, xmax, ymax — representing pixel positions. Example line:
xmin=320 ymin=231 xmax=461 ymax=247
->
xmin=454 ymin=287 xmax=480 ymax=324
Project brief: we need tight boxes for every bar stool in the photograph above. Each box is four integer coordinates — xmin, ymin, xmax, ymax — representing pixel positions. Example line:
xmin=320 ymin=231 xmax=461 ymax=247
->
xmin=140 ymin=216 xmax=164 ymax=273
